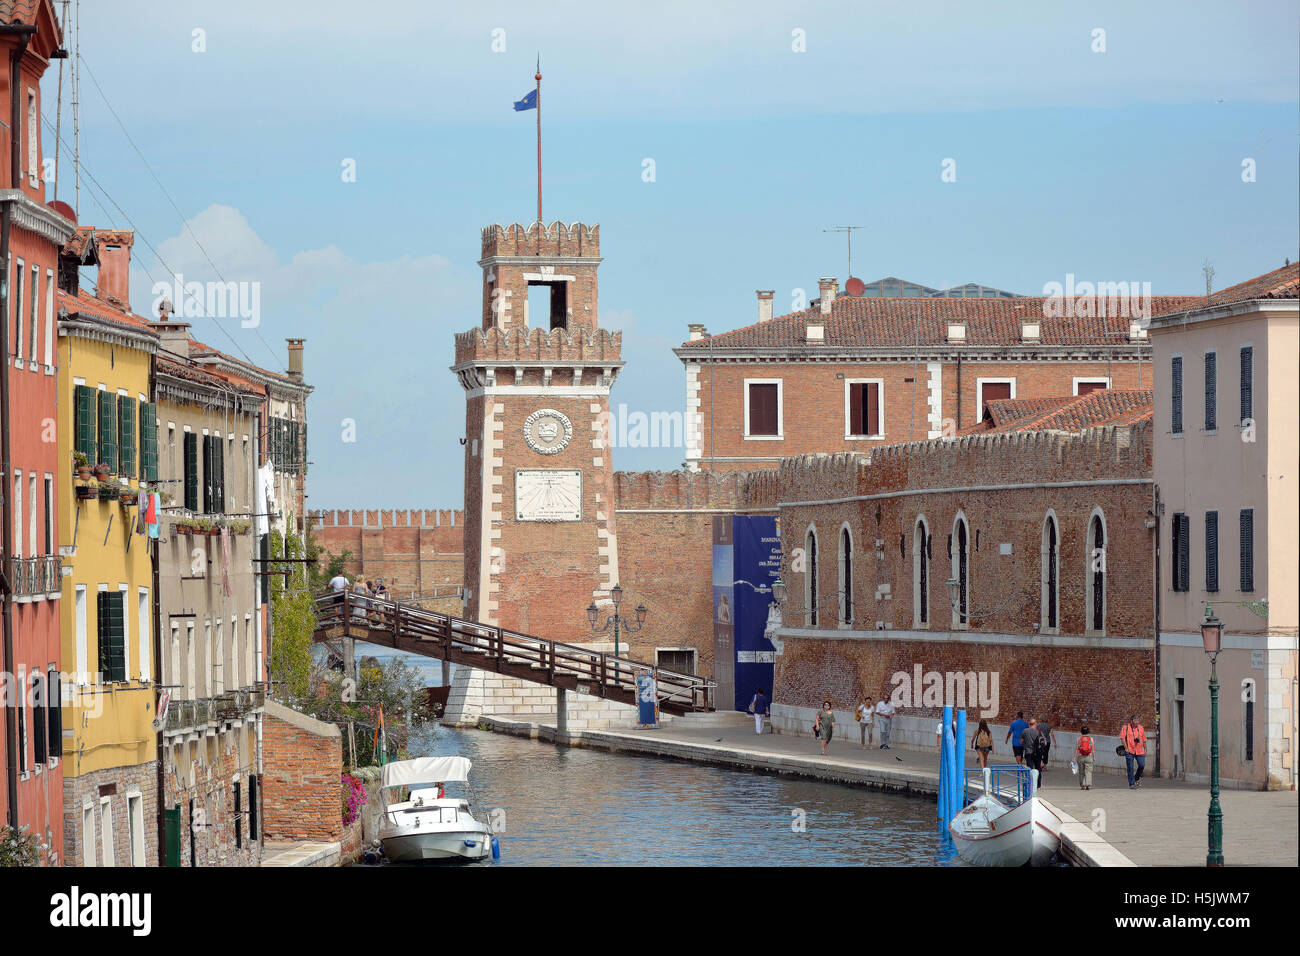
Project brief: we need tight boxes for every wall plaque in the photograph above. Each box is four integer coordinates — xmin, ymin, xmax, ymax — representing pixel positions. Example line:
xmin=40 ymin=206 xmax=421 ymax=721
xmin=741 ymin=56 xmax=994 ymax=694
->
xmin=515 ymin=469 xmax=582 ymax=521
xmin=523 ymin=408 xmax=573 ymax=455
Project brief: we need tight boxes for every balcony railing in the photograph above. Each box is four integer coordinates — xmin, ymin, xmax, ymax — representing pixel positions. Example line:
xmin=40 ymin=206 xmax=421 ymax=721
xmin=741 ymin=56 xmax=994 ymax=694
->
xmin=163 ymin=686 xmax=267 ymax=733
xmin=4 ymin=555 xmax=62 ymax=598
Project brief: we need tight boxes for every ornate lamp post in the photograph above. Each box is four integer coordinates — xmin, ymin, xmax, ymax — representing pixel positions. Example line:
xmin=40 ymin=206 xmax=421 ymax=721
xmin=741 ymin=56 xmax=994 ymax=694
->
xmin=587 ymin=583 xmax=647 ymax=658
xmin=1201 ymin=606 xmax=1225 ymax=867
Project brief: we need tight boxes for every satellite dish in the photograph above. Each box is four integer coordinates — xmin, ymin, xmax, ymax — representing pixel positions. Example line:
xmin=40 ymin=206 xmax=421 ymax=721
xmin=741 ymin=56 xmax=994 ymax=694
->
xmin=49 ymin=199 xmax=77 ymax=224
xmin=844 ymin=276 xmax=866 ymax=297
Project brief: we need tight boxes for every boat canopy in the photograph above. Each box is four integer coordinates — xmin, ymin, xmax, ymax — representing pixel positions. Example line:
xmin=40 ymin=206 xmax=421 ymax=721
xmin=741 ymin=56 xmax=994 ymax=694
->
xmin=381 ymin=756 xmax=472 ymax=789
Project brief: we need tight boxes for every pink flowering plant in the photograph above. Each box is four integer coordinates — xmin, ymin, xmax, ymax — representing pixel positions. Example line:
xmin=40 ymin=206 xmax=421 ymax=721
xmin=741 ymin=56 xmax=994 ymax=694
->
xmin=342 ymin=773 xmax=369 ymax=826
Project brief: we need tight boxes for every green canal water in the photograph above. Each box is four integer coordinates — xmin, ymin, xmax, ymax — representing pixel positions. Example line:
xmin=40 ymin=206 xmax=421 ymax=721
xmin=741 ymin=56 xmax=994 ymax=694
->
xmin=355 ymin=646 xmax=958 ymax=867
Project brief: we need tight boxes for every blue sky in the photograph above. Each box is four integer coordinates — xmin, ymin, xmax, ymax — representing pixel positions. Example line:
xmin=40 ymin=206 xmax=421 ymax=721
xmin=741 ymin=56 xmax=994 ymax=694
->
xmin=44 ymin=0 xmax=1299 ymax=509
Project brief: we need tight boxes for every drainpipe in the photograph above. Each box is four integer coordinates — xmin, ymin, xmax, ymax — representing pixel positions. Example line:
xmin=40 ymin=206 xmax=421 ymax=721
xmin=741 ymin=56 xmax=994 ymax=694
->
xmin=955 ymin=354 xmax=962 ymax=430
xmin=0 ymin=24 xmax=37 ymax=831
xmin=1152 ymin=483 xmax=1162 ymax=777
xmin=150 ymin=351 xmax=165 ymax=863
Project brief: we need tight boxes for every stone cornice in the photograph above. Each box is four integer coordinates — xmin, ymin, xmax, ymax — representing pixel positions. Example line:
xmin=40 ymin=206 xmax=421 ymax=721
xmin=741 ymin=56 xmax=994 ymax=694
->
xmin=191 ymin=354 xmax=313 ymax=398
xmin=58 ymin=312 xmax=158 ymax=354
xmin=0 ymin=189 xmax=77 ymax=245
xmin=673 ymin=345 xmax=1151 ymax=364
xmin=156 ymin=372 xmax=266 ymax=412
xmin=1148 ymin=298 xmax=1298 ymax=330
xmin=477 ymin=255 xmax=604 ymax=269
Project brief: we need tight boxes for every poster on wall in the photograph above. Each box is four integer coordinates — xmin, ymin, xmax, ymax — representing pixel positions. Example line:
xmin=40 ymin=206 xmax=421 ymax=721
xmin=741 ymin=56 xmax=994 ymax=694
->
xmin=731 ymin=515 xmax=781 ymax=713
xmin=636 ymin=669 xmax=659 ymax=728
xmin=711 ymin=516 xmax=735 ymax=711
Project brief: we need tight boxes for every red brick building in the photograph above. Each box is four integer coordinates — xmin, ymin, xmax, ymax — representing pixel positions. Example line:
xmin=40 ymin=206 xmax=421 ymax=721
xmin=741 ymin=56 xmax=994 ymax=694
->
xmin=675 ymin=280 xmax=1197 ymax=472
xmin=0 ymin=0 xmax=76 ymax=862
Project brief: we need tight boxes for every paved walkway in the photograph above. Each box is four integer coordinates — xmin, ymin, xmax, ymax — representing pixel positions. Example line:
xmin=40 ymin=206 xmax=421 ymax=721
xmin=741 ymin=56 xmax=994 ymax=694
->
xmin=260 ymin=840 xmax=342 ymax=867
xmin=476 ymin=714 xmax=1297 ymax=867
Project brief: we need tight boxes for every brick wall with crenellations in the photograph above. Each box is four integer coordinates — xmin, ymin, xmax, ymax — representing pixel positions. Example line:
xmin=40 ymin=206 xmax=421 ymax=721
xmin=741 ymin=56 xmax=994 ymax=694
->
xmin=261 ymin=700 xmax=342 ymax=844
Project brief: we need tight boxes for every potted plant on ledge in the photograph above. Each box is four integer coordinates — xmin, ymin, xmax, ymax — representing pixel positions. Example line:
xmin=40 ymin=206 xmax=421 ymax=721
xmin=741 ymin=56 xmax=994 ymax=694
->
xmin=75 ymin=483 xmax=97 ymax=501
xmin=119 ymin=487 xmax=140 ymax=507
xmin=97 ymin=483 xmax=120 ymax=502
xmin=73 ymin=451 xmax=93 ymax=481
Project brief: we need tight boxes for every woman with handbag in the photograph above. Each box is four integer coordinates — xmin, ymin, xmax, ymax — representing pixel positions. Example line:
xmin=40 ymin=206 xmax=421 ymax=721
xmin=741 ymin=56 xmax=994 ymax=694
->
xmin=971 ymin=720 xmax=994 ymax=769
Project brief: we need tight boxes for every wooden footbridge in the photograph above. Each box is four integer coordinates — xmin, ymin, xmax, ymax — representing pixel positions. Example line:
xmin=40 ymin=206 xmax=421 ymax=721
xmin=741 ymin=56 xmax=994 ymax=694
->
xmin=312 ymin=593 xmax=715 ymax=715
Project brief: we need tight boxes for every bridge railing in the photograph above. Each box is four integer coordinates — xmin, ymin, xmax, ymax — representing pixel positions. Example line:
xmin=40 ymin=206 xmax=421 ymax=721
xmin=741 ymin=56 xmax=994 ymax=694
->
xmin=315 ymin=591 xmax=714 ymax=711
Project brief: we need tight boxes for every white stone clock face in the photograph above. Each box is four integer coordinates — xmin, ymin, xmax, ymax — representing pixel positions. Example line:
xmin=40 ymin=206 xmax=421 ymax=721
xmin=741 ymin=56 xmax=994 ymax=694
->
xmin=523 ymin=408 xmax=573 ymax=455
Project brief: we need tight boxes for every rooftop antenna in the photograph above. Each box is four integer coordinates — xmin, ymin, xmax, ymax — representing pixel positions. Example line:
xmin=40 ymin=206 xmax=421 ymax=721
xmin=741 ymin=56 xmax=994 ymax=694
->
xmin=823 ymin=225 xmax=864 ymax=279
xmin=1201 ymin=258 xmax=1215 ymax=295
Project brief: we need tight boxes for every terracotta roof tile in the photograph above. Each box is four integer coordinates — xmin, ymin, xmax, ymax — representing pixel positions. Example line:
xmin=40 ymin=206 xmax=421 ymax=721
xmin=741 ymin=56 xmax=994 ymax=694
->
xmin=1197 ymin=262 xmax=1299 ymax=309
xmin=961 ymin=389 xmax=1153 ymax=435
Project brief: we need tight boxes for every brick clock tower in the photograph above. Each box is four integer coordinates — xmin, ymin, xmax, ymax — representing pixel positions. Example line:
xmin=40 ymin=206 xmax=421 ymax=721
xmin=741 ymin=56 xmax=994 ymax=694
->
xmin=452 ymin=221 xmax=624 ymax=652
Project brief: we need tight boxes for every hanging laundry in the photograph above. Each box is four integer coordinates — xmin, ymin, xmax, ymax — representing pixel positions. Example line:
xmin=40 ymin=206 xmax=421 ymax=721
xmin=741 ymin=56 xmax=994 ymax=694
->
xmin=136 ymin=489 xmax=149 ymax=535
xmin=147 ymin=493 xmax=161 ymax=540
xmin=255 ymin=463 xmax=275 ymax=536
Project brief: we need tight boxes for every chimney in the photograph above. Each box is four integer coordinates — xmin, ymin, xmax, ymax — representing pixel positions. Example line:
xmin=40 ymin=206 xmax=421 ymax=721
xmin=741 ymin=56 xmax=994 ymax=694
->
xmin=818 ymin=277 xmax=838 ymax=315
xmin=687 ymin=323 xmax=707 ymax=342
xmin=1020 ymin=319 xmax=1040 ymax=343
xmin=756 ymin=290 xmax=774 ymax=322
xmin=94 ymin=229 xmax=134 ymax=307
xmin=287 ymin=338 xmax=306 ymax=381
xmin=154 ymin=320 xmax=192 ymax=360
xmin=946 ymin=321 xmax=967 ymax=343
xmin=1127 ymin=320 xmax=1148 ymax=342
xmin=805 ymin=322 xmax=825 ymax=344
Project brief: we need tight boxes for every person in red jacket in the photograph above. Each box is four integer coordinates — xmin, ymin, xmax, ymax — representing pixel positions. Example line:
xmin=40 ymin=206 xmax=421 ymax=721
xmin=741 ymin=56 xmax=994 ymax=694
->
xmin=1120 ymin=715 xmax=1147 ymax=789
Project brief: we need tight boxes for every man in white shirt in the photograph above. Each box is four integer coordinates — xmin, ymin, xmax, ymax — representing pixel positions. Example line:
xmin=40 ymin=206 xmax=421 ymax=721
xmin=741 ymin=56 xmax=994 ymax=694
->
xmin=857 ymin=697 xmax=875 ymax=748
xmin=329 ymin=573 xmax=350 ymax=593
xmin=875 ymin=696 xmax=896 ymax=750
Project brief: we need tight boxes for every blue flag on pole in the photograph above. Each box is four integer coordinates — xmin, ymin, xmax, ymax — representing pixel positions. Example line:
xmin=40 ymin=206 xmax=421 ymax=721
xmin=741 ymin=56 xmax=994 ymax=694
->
xmin=513 ymin=88 xmax=537 ymax=111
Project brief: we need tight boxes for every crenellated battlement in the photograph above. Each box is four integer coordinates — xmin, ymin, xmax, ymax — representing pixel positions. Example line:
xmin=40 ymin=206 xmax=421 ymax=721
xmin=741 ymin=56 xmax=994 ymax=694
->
xmin=481 ymin=221 xmax=600 ymax=259
xmin=309 ymin=508 xmax=462 ymax=530
xmin=454 ymin=325 xmax=622 ymax=366
xmin=613 ymin=468 xmax=780 ymax=512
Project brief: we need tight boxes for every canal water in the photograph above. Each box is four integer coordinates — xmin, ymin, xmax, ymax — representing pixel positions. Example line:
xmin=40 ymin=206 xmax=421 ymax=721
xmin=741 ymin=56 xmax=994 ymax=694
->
xmin=354 ymin=644 xmax=959 ymax=866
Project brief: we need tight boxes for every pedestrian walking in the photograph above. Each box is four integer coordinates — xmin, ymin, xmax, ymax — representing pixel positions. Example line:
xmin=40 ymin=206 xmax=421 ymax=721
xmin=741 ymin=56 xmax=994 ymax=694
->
xmin=749 ymin=687 xmax=769 ymax=735
xmin=1038 ymin=718 xmax=1055 ymax=776
xmin=1006 ymin=711 xmax=1029 ymax=765
xmin=1120 ymin=714 xmax=1147 ymax=789
xmin=972 ymin=720 xmax=994 ymax=769
xmin=857 ymin=696 xmax=875 ymax=748
xmin=875 ymin=695 xmax=895 ymax=749
xmin=1021 ymin=718 xmax=1044 ymax=788
xmin=1075 ymin=725 xmax=1096 ymax=789
xmin=815 ymin=700 xmax=835 ymax=755
xmin=351 ymin=580 xmax=370 ymax=622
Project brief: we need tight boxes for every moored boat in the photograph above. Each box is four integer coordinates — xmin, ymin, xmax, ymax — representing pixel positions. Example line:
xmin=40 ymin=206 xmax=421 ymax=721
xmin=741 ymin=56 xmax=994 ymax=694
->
xmin=378 ymin=756 xmax=499 ymax=863
xmin=949 ymin=766 xmax=1062 ymax=866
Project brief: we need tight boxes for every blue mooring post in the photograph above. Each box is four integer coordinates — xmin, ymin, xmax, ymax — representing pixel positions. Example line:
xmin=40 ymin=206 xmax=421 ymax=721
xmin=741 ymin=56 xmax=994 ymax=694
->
xmin=955 ymin=709 xmax=967 ymax=812
xmin=940 ymin=705 xmax=953 ymax=824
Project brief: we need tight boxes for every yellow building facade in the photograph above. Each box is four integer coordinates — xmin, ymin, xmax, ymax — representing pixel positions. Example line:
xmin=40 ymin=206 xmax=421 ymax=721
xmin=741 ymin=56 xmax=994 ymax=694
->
xmin=57 ymin=301 xmax=159 ymax=866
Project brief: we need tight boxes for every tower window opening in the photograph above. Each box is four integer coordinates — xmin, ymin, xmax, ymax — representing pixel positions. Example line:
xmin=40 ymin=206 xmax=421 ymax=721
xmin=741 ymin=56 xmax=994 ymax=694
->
xmin=528 ymin=281 xmax=568 ymax=331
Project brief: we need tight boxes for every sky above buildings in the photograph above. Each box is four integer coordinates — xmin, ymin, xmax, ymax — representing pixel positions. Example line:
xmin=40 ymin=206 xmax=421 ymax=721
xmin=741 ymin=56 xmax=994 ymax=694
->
xmin=45 ymin=0 xmax=1300 ymax=509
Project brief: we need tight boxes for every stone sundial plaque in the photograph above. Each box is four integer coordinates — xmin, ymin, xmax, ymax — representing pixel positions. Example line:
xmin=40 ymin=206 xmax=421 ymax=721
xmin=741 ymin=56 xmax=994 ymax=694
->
xmin=515 ymin=469 xmax=582 ymax=522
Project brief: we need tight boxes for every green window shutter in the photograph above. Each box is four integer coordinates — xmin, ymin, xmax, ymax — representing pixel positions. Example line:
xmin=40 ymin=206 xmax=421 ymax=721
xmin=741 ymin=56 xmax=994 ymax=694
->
xmin=118 ymin=395 xmax=137 ymax=478
xmin=74 ymin=385 xmax=98 ymax=462
xmin=97 ymin=390 xmax=118 ymax=473
xmin=96 ymin=593 xmax=124 ymax=682
xmin=184 ymin=432 xmax=199 ymax=511
xmin=217 ymin=439 xmax=226 ymax=513
xmin=139 ymin=401 xmax=159 ymax=483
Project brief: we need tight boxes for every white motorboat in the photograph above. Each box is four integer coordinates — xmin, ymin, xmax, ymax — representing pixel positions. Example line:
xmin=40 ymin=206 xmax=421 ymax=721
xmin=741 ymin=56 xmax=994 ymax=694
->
xmin=948 ymin=767 xmax=1062 ymax=866
xmin=378 ymin=756 xmax=498 ymax=863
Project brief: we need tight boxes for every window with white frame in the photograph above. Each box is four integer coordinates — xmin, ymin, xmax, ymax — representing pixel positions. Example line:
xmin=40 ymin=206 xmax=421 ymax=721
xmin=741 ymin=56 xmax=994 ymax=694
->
xmin=82 ymin=804 xmax=95 ymax=867
xmin=913 ymin=517 xmax=930 ymax=627
xmin=99 ymin=797 xmax=114 ymax=866
xmin=28 ymin=263 xmax=39 ymax=367
xmin=1041 ymin=512 xmax=1059 ymax=632
xmin=128 ymin=793 xmax=145 ymax=866
xmin=26 ymin=89 xmax=37 ymax=187
xmin=844 ymin=379 xmax=883 ymax=438
xmin=44 ymin=268 xmax=54 ymax=368
xmin=838 ymin=523 xmax=854 ymax=625
xmin=744 ymin=379 xmax=782 ymax=438
xmin=12 ymin=470 xmax=21 ymax=558
xmin=74 ymin=585 xmax=88 ymax=681
xmin=138 ymin=588 xmax=150 ymax=682
xmin=1087 ymin=509 xmax=1107 ymax=633
xmin=1073 ymin=377 xmax=1110 ymax=396
xmin=13 ymin=258 xmax=23 ymax=362
xmin=804 ymin=525 xmax=819 ymax=627
xmin=976 ymin=378 xmax=1015 ymax=423
xmin=951 ymin=513 xmax=970 ymax=628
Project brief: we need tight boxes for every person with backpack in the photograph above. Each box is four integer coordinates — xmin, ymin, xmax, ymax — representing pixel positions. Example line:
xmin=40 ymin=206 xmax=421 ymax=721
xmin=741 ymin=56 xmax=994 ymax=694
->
xmin=1075 ymin=725 xmax=1096 ymax=789
xmin=1006 ymin=711 xmax=1029 ymax=765
xmin=749 ymin=687 xmax=769 ymax=735
xmin=1038 ymin=719 xmax=1054 ymax=775
xmin=972 ymin=720 xmax=994 ymax=769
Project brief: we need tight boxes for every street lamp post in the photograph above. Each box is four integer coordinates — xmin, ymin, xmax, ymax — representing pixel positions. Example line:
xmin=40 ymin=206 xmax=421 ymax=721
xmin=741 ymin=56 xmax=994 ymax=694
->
xmin=1201 ymin=606 xmax=1225 ymax=867
xmin=587 ymin=583 xmax=647 ymax=658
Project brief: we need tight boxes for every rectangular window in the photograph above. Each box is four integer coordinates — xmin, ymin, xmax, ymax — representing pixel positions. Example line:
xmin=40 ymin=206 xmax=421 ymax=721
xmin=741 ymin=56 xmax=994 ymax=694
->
xmin=26 ymin=88 xmax=37 ymax=187
xmin=82 ymin=805 xmax=95 ymax=867
xmin=1172 ymin=512 xmax=1190 ymax=592
xmin=846 ymin=380 xmax=882 ymax=438
xmin=1204 ymin=350 xmax=1217 ymax=431
xmin=128 ymin=795 xmax=145 ymax=866
xmin=16 ymin=668 xmax=27 ymax=773
xmin=1074 ymin=378 xmax=1110 ymax=396
xmin=184 ymin=432 xmax=199 ymax=511
xmin=1205 ymin=510 xmax=1219 ymax=593
xmin=233 ymin=779 xmax=242 ymax=849
xmin=13 ymin=258 xmax=23 ymax=361
xmin=745 ymin=381 xmax=781 ymax=437
xmin=1239 ymin=345 xmax=1253 ymax=425
xmin=74 ymin=384 xmax=97 ymax=462
xmin=1240 ymin=508 xmax=1254 ymax=593
xmin=117 ymin=395 xmax=137 ymax=478
xmin=97 ymin=389 xmax=118 ymax=473
xmin=28 ymin=473 xmax=36 ymax=557
xmin=99 ymin=799 xmax=114 ymax=867
xmin=28 ymin=263 xmax=38 ymax=366
xmin=138 ymin=588 xmax=150 ymax=682
xmin=97 ymin=589 xmax=127 ymax=683
xmin=33 ymin=671 xmax=46 ymax=765
xmin=12 ymin=471 xmax=20 ymax=558
xmin=1171 ymin=356 xmax=1183 ymax=435
xmin=43 ymin=475 xmax=53 ymax=554
xmin=75 ymin=585 xmax=88 ymax=681
xmin=47 ymin=665 xmax=62 ymax=758
xmin=248 ymin=774 xmax=259 ymax=841
xmin=44 ymin=268 xmax=54 ymax=367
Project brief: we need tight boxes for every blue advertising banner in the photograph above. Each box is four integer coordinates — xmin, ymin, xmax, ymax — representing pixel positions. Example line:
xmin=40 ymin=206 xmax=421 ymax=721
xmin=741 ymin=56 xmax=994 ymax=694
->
xmin=636 ymin=670 xmax=659 ymax=727
xmin=729 ymin=515 xmax=781 ymax=712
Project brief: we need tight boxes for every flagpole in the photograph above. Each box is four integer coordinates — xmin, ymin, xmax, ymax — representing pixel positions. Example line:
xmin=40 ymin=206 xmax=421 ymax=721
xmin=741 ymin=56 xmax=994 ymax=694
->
xmin=535 ymin=57 xmax=543 ymax=226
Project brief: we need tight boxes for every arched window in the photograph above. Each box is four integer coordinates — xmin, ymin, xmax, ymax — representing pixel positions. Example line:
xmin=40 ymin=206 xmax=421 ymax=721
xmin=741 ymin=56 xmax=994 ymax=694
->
xmin=1088 ymin=510 xmax=1106 ymax=633
xmin=805 ymin=526 xmax=819 ymax=628
xmin=951 ymin=512 xmax=969 ymax=628
xmin=913 ymin=517 xmax=930 ymax=626
xmin=838 ymin=524 xmax=853 ymax=626
xmin=1041 ymin=512 xmax=1059 ymax=631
